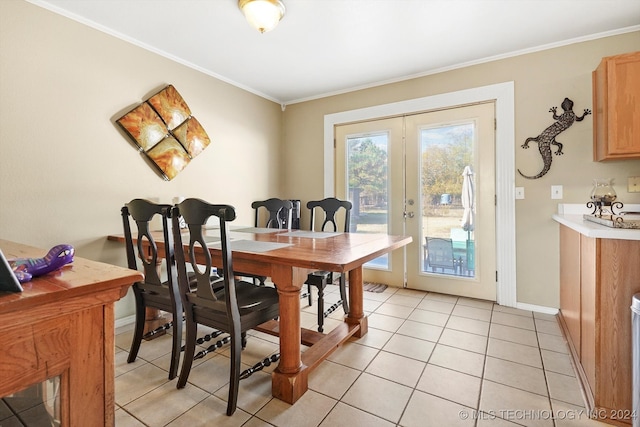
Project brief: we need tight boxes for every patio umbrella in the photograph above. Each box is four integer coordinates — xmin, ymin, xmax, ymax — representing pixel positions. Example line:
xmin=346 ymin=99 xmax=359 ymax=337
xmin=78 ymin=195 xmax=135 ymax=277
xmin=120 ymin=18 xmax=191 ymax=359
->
xmin=460 ymin=165 xmax=475 ymax=239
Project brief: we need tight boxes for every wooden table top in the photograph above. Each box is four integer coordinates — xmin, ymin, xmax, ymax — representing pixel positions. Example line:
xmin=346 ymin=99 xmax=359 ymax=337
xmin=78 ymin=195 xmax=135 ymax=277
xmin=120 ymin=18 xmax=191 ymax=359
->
xmin=108 ymin=227 xmax=412 ymax=274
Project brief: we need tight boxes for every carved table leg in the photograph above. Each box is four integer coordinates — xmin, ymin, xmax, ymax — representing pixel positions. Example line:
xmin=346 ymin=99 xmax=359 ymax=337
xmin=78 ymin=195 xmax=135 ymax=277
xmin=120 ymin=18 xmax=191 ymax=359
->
xmin=345 ymin=266 xmax=367 ymax=338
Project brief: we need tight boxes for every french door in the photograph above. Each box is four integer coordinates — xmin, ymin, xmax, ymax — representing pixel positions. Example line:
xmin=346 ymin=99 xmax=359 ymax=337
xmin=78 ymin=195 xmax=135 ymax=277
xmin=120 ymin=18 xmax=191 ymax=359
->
xmin=335 ymin=102 xmax=497 ymax=300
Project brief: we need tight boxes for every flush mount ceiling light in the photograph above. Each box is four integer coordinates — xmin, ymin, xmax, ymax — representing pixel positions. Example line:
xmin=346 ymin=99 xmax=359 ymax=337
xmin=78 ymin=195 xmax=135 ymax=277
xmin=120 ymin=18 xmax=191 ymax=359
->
xmin=238 ymin=0 xmax=285 ymax=33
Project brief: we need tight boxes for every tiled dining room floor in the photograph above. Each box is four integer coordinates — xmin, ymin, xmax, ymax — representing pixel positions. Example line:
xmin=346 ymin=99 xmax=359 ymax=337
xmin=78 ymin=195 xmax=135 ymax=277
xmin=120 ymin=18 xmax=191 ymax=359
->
xmin=114 ymin=285 xmax=609 ymax=427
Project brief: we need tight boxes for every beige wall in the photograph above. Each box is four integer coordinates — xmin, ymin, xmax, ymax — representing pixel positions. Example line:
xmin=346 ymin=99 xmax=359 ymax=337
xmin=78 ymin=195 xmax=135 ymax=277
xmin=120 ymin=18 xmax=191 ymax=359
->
xmin=282 ymin=32 xmax=640 ymax=309
xmin=0 ymin=1 xmax=283 ymax=319
xmin=1 ymin=0 xmax=639 ymax=314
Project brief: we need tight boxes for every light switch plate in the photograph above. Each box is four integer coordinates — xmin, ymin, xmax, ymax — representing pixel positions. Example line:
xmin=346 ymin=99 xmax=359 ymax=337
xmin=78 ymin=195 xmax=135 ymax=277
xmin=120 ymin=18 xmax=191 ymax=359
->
xmin=515 ymin=187 xmax=525 ymax=199
xmin=629 ymin=176 xmax=640 ymax=193
xmin=551 ymin=185 xmax=563 ymax=199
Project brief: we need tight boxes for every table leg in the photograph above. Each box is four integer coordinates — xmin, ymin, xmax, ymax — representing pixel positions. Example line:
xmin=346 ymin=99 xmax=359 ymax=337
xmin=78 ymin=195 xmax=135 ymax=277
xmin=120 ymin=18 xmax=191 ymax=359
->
xmin=345 ymin=266 xmax=368 ymax=338
xmin=270 ymin=265 xmax=308 ymax=404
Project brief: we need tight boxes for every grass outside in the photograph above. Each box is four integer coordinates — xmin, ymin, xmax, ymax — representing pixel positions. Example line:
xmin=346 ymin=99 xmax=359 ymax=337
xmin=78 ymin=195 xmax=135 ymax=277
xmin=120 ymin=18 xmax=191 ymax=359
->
xmin=354 ymin=207 xmax=466 ymax=239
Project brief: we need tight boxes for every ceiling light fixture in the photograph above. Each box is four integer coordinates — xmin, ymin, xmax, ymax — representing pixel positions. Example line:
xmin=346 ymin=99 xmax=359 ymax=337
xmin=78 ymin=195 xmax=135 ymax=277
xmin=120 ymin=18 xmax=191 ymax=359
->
xmin=238 ymin=0 xmax=285 ymax=34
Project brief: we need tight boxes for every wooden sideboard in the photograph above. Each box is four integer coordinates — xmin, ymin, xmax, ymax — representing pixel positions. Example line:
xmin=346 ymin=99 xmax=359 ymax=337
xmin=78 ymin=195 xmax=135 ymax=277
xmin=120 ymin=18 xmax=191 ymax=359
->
xmin=558 ymin=225 xmax=640 ymax=425
xmin=0 ymin=239 xmax=142 ymax=426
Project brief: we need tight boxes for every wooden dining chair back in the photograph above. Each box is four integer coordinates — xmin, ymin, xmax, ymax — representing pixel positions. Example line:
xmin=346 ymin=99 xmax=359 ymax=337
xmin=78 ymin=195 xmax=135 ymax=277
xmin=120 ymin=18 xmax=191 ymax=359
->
xmin=121 ymin=198 xmax=182 ymax=380
xmin=425 ymin=237 xmax=458 ymax=274
xmin=171 ymin=198 xmax=280 ymax=416
xmin=242 ymin=198 xmax=294 ymax=286
xmin=305 ymin=197 xmax=352 ymax=332
xmin=252 ymin=198 xmax=293 ymax=229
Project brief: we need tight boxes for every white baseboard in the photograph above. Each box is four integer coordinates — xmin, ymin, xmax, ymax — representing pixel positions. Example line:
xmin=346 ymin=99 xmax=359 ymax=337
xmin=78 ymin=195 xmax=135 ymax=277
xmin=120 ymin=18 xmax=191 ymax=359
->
xmin=516 ymin=302 xmax=559 ymax=315
xmin=115 ymin=314 xmax=135 ymax=329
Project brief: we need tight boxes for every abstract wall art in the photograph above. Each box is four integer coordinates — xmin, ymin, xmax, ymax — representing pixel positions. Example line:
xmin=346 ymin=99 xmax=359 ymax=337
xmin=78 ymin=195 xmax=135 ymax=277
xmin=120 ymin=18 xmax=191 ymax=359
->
xmin=116 ymin=85 xmax=211 ymax=180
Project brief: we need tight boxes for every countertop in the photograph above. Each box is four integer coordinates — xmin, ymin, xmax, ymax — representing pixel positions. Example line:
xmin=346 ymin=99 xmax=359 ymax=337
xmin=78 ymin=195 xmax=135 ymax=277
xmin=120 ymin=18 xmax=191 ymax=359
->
xmin=552 ymin=204 xmax=640 ymax=241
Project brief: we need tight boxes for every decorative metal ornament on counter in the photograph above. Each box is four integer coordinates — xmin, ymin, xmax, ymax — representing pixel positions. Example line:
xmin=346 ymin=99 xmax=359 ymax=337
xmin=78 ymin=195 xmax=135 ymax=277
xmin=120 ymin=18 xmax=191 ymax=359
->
xmin=586 ymin=178 xmax=623 ymax=219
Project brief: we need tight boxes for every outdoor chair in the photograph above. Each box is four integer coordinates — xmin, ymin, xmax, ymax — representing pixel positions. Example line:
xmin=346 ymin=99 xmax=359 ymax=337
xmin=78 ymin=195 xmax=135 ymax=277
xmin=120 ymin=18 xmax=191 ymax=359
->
xmin=425 ymin=237 xmax=459 ymax=274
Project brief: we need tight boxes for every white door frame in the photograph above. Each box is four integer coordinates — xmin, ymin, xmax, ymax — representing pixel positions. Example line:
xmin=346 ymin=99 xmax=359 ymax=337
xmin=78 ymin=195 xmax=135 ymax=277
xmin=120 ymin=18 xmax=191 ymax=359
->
xmin=323 ymin=82 xmax=516 ymax=307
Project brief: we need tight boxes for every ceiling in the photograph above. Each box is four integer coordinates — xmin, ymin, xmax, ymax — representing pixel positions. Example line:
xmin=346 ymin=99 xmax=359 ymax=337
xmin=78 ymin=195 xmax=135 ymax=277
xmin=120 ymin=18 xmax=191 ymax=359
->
xmin=31 ymin=0 xmax=640 ymax=105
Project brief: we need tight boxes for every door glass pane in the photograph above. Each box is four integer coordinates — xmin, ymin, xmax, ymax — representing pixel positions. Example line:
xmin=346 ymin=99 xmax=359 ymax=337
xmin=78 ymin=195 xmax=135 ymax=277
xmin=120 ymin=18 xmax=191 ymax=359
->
xmin=347 ymin=133 xmax=389 ymax=269
xmin=420 ymin=122 xmax=475 ymax=278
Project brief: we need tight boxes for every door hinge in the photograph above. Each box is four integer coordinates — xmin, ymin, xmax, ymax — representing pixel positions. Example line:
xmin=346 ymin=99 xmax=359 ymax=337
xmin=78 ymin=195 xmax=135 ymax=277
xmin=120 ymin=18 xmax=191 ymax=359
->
xmin=494 ymin=194 xmax=497 ymax=206
xmin=494 ymin=118 xmax=497 ymax=130
xmin=496 ymin=271 xmax=498 ymax=282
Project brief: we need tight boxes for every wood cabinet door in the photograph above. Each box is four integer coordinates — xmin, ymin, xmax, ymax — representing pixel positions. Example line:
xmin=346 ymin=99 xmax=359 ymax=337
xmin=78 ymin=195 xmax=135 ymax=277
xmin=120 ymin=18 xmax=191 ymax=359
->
xmin=559 ymin=225 xmax=581 ymax=356
xmin=593 ymin=51 xmax=640 ymax=160
xmin=579 ymin=235 xmax=597 ymax=396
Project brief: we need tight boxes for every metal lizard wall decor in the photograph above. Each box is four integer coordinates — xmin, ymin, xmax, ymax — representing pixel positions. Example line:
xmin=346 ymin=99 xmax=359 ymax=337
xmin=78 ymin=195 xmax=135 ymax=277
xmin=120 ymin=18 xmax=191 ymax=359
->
xmin=518 ymin=97 xmax=591 ymax=179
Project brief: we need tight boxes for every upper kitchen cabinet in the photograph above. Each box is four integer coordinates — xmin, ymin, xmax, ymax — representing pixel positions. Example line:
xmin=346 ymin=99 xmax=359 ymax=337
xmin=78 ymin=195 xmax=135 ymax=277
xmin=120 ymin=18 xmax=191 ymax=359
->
xmin=592 ymin=51 xmax=640 ymax=161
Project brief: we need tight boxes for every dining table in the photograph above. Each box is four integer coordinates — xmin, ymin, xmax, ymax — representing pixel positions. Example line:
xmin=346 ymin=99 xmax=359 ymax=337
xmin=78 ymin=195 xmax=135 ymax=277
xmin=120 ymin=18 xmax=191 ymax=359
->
xmin=109 ymin=225 xmax=411 ymax=404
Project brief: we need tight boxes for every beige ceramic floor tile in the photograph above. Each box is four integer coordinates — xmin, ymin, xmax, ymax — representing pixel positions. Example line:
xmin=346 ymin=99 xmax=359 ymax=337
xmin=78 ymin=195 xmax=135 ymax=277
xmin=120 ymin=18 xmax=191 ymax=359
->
xmin=541 ymin=349 xmax=575 ymax=376
xmin=476 ymin=413 xmax=525 ymax=426
xmin=115 ymin=362 xmax=171 ymax=406
xmin=492 ymin=305 xmax=534 ymax=317
xmin=487 ymin=338 xmax=542 ymax=368
xmin=407 ymin=308 xmax=450 ymax=327
xmin=396 ymin=319 xmax=443 ymax=342
xmin=381 ymin=333 xmax=436 ymax=362
xmin=348 ymin=326 xmax=394 ymax=349
xmin=341 ymin=373 xmax=412 ymax=423
xmin=479 ymin=380 xmax=553 ymax=427
xmin=457 ymin=297 xmax=494 ymax=310
xmin=425 ymin=292 xmax=459 ymax=304
xmin=166 ymin=395 xmax=252 ymax=427
xmin=489 ymin=323 xmax=539 ymax=347
xmin=367 ymin=312 xmax=406 ymax=332
xmin=545 ymin=372 xmax=584 ymax=407
xmin=416 ymin=298 xmax=455 ymax=314
xmin=535 ymin=318 xmax=563 ymax=336
xmin=484 ymin=356 xmax=548 ymax=396
xmin=319 ymin=402 xmax=395 ymax=427
xmin=308 ymin=360 xmax=360 ymax=400
xmin=400 ymin=390 xmax=475 ymax=427
xmin=416 ymin=364 xmax=482 ymax=408
xmin=446 ymin=315 xmax=491 ymax=336
xmin=438 ymin=328 xmax=488 ymax=354
xmin=537 ymin=332 xmax=570 ymax=354
xmin=365 ymin=350 xmax=425 ymax=387
xmin=491 ymin=311 xmax=536 ymax=331
xmin=385 ymin=294 xmax=422 ymax=308
xmin=533 ymin=312 xmax=558 ymax=322
xmin=115 ymin=408 xmax=146 ymax=427
xmin=183 ymin=353 xmax=237 ymax=394
xmin=550 ymin=400 xmax=613 ymax=426
xmin=256 ymin=389 xmax=337 ymax=427
xmin=452 ymin=304 xmax=493 ymax=322
xmin=241 ymin=417 xmax=276 ymax=427
xmin=115 ymin=348 xmax=146 ymax=377
xmin=213 ymin=370 xmax=274 ymax=414
xmin=394 ymin=287 xmax=427 ymax=299
xmin=429 ymin=344 xmax=485 ymax=377
xmin=327 ymin=341 xmax=379 ymax=370
xmin=374 ymin=302 xmax=415 ymax=319
xmin=124 ymin=380 xmax=208 ymax=426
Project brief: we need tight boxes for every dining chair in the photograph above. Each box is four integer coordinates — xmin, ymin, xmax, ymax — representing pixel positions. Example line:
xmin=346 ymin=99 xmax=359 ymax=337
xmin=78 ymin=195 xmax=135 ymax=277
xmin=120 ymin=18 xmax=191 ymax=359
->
xmin=171 ymin=198 xmax=280 ymax=416
xmin=238 ymin=198 xmax=293 ymax=286
xmin=305 ymin=197 xmax=352 ymax=332
xmin=252 ymin=198 xmax=293 ymax=229
xmin=425 ymin=237 xmax=459 ymax=274
xmin=121 ymin=199 xmax=183 ymax=380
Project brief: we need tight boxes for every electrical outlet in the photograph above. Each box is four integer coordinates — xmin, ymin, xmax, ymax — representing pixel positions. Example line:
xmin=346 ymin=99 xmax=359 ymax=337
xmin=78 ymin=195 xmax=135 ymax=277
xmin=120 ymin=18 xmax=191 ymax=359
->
xmin=515 ymin=187 xmax=525 ymax=199
xmin=629 ymin=176 xmax=640 ymax=193
xmin=551 ymin=185 xmax=563 ymax=199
